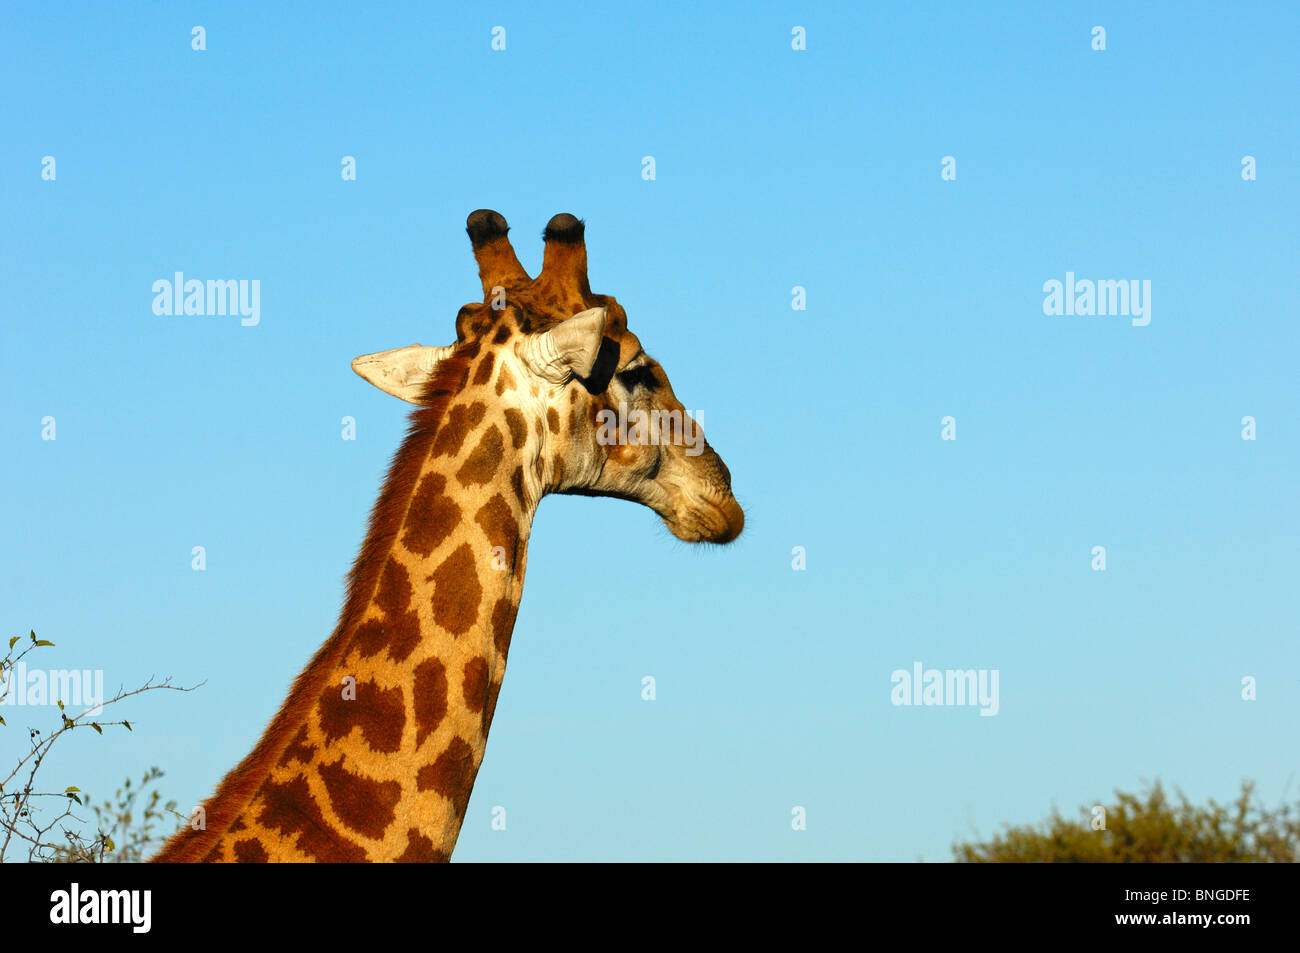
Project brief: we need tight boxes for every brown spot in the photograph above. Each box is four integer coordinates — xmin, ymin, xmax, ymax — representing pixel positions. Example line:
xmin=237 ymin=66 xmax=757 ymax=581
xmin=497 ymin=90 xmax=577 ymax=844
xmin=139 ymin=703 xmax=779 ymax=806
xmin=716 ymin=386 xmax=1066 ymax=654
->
xmin=413 ymin=656 xmax=449 ymax=747
xmin=568 ymin=389 xmax=578 ymax=405
xmin=396 ymin=828 xmax=449 ymax=862
xmin=495 ymin=363 xmax=516 ymax=396
xmin=385 ymin=610 xmax=421 ymax=663
xmin=547 ymin=408 xmax=560 ymax=434
xmin=503 ymin=408 xmax=527 ymax=449
xmin=534 ymin=416 xmax=544 ymax=441
xmin=350 ymin=618 xmax=386 ymax=659
xmin=374 ymin=557 xmax=412 ymax=616
xmin=568 ymin=405 xmax=579 ymax=431
xmin=510 ymin=466 xmax=524 ymax=504
xmin=431 ymin=404 xmax=473 ymax=458
xmin=472 ymin=352 xmax=495 ymax=386
xmin=416 ymin=736 xmax=477 ymax=817
xmin=489 ymin=597 xmax=518 ymax=658
xmin=456 ymin=425 xmax=504 ymax=486
xmin=233 ymin=838 xmax=269 ymax=863
xmin=228 ymin=815 xmax=247 ymax=833
xmin=199 ymin=842 xmax=225 ymax=862
xmin=277 ymin=725 xmax=316 ymax=768
xmin=430 ymin=402 xmax=487 ymax=458
xmin=551 ymin=456 xmax=566 ymax=487
xmin=402 ymin=474 xmax=461 ymax=557
xmin=351 ymin=559 xmax=423 ymax=663
xmin=429 ymin=543 xmax=482 ymax=636
xmin=319 ymin=757 xmax=402 ymax=840
xmin=483 ymin=678 xmax=503 ymax=734
xmin=474 ymin=493 xmax=518 ymax=555
xmin=258 ymin=774 xmax=367 ymax=862
xmin=462 ymin=657 xmax=490 ymax=713
xmin=491 ymin=325 xmax=511 ymax=345
xmin=318 ymin=678 xmax=405 ymax=753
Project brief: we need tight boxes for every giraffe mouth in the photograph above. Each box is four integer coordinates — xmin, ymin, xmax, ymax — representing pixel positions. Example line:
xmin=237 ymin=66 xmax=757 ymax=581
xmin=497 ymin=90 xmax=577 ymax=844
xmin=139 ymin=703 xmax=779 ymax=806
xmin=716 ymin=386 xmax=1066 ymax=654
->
xmin=663 ymin=493 xmax=745 ymax=544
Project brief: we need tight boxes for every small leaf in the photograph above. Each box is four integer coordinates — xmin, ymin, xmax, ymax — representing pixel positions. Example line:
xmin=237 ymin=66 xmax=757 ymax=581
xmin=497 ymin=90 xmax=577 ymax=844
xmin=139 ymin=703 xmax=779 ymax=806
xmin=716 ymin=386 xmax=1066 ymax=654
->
xmin=7 ymin=636 xmax=17 ymax=649
xmin=34 ymin=640 xmax=55 ymax=647
xmin=57 ymin=700 xmax=64 ymax=711
xmin=91 ymin=722 xmax=102 ymax=735
xmin=0 ymin=714 xmax=5 ymax=725
xmin=65 ymin=786 xmax=80 ymax=793
xmin=123 ymin=721 xmax=132 ymax=731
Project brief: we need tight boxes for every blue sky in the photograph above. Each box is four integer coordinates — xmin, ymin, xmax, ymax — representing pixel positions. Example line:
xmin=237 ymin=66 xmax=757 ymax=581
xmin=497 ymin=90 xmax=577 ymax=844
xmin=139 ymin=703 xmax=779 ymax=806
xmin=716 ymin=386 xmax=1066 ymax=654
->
xmin=2 ymin=1 xmax=1297 ymax=860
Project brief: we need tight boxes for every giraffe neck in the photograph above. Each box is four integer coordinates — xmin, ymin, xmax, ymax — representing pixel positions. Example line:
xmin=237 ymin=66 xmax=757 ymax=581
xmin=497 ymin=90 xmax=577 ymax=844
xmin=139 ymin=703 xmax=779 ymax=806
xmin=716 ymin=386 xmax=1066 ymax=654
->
xmin=155 ymin=345 xmax=545 ymax=862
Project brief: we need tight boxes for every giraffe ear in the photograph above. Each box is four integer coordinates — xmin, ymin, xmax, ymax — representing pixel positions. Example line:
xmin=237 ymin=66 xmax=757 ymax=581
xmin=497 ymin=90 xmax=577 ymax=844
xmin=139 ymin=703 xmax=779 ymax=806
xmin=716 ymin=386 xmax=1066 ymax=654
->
xmin=516 ymin=308 xmax=610 ymax=384
xmin=351 ymin=344 xmax=456 ymax=404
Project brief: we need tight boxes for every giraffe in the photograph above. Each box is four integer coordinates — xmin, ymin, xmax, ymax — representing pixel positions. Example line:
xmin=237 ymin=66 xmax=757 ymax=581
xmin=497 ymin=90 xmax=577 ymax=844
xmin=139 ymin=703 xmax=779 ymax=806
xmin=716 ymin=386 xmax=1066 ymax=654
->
xmin=152 ymin=210 xmax=743 ymax=862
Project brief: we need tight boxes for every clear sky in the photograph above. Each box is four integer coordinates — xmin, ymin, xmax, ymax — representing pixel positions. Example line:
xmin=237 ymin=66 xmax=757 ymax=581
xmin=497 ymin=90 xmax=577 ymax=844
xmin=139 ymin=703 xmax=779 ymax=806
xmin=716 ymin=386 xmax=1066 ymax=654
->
xmin=2 ymin=2 xmax=1297 ymax=861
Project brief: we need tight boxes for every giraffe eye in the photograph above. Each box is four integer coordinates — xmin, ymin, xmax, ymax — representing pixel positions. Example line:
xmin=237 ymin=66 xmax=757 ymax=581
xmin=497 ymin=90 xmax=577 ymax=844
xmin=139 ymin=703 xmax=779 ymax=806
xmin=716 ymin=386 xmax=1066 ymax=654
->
xmin=616 ymin=365 xmax=658 ymax=392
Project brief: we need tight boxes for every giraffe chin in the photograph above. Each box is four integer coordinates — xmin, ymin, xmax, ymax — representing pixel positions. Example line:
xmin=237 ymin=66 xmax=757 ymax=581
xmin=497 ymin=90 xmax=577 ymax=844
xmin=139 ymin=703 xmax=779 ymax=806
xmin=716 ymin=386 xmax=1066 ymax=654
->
xmin=663 ymin=494 xmax=745 ymax=544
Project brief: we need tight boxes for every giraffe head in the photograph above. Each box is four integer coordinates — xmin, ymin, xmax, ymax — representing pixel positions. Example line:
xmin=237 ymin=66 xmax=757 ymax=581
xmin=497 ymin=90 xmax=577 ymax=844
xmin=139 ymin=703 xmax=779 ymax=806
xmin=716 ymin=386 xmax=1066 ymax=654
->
xmin=352 ymin=210 xmax=744 ymax=544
